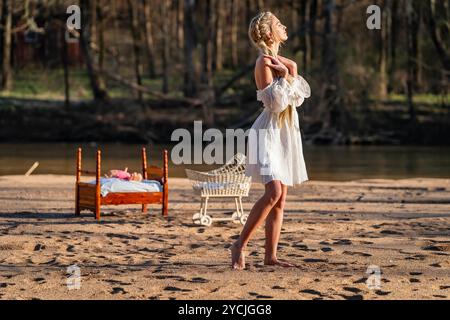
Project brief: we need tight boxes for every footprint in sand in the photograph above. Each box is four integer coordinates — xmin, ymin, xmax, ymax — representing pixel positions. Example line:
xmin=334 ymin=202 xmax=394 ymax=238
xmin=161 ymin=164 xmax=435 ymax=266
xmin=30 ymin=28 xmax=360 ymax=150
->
xmin=422 ymin=244 xmax=450 ymax=252
xmin=343 ymin=251 xmax=372 ymax=257
xmin=155 ymin=275 xmax=185 ymax=281
xmin=33 ymin=277 xmax=46 ymax=284
xmin=321 ymin=247 xmax=333 ymax=252
xmin=299 ymin=289 xmax=323 ymax=297
xmin=106 ymin=233 xmax=140 ymax=240
xmin=343 ymin=287 xmax=363 ymax=294
xmin=34 ymin=244 xmax=45 ymax=251
xmin=340 ymin=294 xmax=363 ymax=300
xmin=332 ymin=239 xmax=352 ymax=245
xmin=111 ymin=287 xmax=127 ymax=294
xmin=380 ymin=230 xmax=403 ymax=235
xmin=190 ymin=277 xmax=209 ymax=283
xmin=353 ymin=278 xmax=367 ymax=284
xmin=409 ymin=278 xmax=420 ymax=283
xmin=272 ymin=285 xmax=285 ymax=290
xmin=303 ymin=258 xmax=328 ymax=263
xmin=430 ymin=263 xmax=442 ymax=268
xmin=164 ymin=286 xmax=192 ymax=292
xmin=375 ymin=290 xmax=391 ymax=296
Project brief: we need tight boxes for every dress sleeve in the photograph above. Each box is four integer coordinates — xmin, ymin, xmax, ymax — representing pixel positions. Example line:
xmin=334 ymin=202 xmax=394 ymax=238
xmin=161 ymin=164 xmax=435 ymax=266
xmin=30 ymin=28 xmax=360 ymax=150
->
xmin=256 ymin=77 xmax=290 ymax=113
xmin=290 ymin=74 xmax=311 ymax=108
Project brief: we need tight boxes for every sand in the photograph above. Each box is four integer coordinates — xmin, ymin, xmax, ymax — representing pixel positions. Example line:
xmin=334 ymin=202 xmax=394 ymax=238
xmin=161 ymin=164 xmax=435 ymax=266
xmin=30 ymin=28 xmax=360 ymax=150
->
xmin=0 ymin=175 xmax=449 ymax=300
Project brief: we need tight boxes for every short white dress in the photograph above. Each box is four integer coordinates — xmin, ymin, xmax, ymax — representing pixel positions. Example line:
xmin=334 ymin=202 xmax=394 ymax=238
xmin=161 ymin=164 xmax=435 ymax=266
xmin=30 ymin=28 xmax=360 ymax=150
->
xmin=245 ymin=74 xmax=311 ymax=187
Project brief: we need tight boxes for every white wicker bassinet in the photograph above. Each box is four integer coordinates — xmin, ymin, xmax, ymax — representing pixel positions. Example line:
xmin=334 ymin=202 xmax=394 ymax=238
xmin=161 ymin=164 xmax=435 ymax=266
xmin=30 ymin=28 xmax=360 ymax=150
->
xmin=185 ymin=153 xmax=251 ymax=226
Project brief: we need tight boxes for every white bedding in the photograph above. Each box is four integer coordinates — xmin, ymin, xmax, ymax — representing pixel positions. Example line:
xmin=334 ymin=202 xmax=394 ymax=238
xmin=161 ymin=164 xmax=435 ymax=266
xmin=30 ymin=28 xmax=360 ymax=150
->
xmin=88 ymin=178 xmax=162 ymax=197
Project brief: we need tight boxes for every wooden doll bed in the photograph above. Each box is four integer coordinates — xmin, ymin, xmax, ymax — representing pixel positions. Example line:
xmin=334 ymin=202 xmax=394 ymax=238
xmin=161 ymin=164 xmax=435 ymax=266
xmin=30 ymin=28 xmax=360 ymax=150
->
xmin=75 ymin=147 xmax=168 ymax=220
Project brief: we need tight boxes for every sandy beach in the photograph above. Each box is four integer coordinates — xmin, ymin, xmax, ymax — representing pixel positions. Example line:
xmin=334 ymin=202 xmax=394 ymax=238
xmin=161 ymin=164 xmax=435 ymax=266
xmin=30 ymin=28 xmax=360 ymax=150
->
xmin=0 ymin=175 xmax=449 ymax=300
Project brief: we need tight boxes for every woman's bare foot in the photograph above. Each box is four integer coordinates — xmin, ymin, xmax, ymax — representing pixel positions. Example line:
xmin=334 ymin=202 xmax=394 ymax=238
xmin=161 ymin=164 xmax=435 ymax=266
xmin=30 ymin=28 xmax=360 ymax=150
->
xmin=264 ymin=258 xmax=299 ymax=268
xmin=231 ymin=241 xmax=245 ymax=270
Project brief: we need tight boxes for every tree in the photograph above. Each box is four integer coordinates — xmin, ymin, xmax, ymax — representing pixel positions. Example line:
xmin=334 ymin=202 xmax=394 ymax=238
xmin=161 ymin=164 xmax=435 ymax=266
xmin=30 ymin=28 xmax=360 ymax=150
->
xmin=161 ymin=0 xmax=170 ymax=94
xmin=1 ymin=0 xmax=12 ymax=91
xmin=142 ymin=0 xmax=157 ymax=78
xmin=318 ymin=0 xmax=342 ymax=135
xmin=127 ymin=0 xmax=143 ymax=101
xmin=79 ymin=0 xmax=109 ymax=102
xmin=423 ymin=0 xmax=450 ymax=79
xmin=183 ymin=0 xmax=197 ymax=97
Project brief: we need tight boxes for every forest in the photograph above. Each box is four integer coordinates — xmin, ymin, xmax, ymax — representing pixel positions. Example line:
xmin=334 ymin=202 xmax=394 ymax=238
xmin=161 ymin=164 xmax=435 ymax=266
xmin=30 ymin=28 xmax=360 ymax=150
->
xmin=0 ymin=0 xmax=449 ymax=145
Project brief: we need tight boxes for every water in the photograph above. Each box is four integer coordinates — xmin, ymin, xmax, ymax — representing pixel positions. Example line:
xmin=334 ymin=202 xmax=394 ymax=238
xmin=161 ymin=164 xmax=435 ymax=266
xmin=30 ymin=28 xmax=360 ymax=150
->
xmin=0 ymin=143 xmax=449 ymax=181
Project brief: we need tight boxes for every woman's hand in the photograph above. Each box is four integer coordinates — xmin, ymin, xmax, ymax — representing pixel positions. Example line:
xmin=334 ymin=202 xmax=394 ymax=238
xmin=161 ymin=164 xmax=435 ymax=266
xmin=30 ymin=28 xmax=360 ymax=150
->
xmin=263 ymin=54 xmax=289 ymax=78
xmin=276 ymin=55 xmax=298 ymax=77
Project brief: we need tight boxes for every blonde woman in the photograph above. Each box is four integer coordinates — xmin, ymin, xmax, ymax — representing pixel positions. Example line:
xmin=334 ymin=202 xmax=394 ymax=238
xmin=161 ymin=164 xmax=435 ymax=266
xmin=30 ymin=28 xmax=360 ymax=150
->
xmin=231 ymin=12 xmax=311 ymax=270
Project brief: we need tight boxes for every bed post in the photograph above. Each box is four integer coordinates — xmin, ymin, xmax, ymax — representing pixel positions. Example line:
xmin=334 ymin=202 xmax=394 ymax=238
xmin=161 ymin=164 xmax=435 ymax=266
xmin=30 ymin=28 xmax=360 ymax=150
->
xmin=95 ymin=150 xmax=101 ymax=221
xmin=75 ymin=147 xmax=82 ymax=216
xmin=141 ymin=147 xmax=148 ymax=213
xmin=162 ymin=149 xmax=169 ymax=217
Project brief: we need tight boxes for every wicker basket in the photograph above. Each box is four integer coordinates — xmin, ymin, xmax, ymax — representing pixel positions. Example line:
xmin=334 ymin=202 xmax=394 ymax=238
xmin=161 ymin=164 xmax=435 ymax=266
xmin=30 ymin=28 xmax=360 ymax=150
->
xmin=185 ymin=153 xmax=251 ymax=226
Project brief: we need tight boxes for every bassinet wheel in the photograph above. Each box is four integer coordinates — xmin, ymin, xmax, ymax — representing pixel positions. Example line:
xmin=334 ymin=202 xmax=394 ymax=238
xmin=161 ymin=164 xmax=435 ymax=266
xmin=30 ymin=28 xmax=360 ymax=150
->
xmin=231 ymin=211 xmax=241 ymax=224
xmin=239 ymin=214 xmax=249 ymax=225
xmin=200 ymin=215 xmax=213 ymax=227
xmin=192 ymin=212 xmax=202 ymax=225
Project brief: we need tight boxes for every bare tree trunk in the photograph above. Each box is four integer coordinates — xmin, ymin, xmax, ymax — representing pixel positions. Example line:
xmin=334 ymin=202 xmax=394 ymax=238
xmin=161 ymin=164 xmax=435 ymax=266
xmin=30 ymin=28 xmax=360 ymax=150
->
xmin=1 ymin=0 xmax=12 ymax=91
xmin=80 ymin=0 xmax=109 ymax=102
xmin=406 ymin=0 xmax=417 ymax=123
xmin=308 ymin=0 xmax=318 ymax=64
xmin=161 ymin=0 xmax=170 ymax=94
xmin=142 ymin=0 xmax=156 ymax=78
xmin=183 ymin=0 xmax=197 ymax=97
xmin=176 ymin=0 xmax=184 ymax=57
xmin=62 ymin=29 xmax=70 ymax=108
xmin=320 ymin=0 xmax=341 ymax=130
xmin=214 ymin=0 xmax=224 ymax=71
xmin=230 ymin=0 xmax=239 ymax=67
xmin=387 ymin=0 xmax=398 ymax=93
xmin=299 ymin=0 xmax=308 ymax=72
xmin=201 ymin=0 xmax=216 ymax=125
xmin=97 ymin=0 xmax=105 ymax=72
xmin=378 ymin=0 xmax=388 ymax=99
xmin=291 ymin=0 xmax=299 ymax=48
xmin=202 ymin=0 xmax=215 ymax=87
xmin=411 ymin=0 xmax=421 ymax=91
xmin=128 ymin=0 xmax=143 ymax=102
xmin=424 ymin=0 xmax=450 ymax=75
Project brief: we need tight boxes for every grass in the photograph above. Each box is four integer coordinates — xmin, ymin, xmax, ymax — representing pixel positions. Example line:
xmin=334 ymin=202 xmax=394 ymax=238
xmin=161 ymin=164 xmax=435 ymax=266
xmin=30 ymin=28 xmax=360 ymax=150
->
xmin=0 ymin=67 xmax=448 ymax=108
xmin=385 ymin=93 xmax=450 ymax=106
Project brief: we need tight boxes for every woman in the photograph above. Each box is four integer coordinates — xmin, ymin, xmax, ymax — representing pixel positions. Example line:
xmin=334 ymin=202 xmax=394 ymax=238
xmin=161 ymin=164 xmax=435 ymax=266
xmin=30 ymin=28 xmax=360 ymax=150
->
xmin=231 ymin=11 xmax=311 ymax=270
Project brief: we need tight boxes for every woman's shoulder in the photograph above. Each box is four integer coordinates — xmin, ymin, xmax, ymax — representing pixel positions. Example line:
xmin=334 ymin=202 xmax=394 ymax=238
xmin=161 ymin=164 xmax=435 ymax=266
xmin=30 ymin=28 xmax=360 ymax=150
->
xmin=255 ymin=55 xmax=271 ymax=68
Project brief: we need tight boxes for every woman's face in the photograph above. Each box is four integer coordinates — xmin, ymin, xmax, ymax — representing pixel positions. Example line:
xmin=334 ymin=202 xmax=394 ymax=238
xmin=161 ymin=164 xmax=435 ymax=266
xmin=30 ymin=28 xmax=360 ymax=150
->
xmin=271 ymin=16 xmax=288 ymax=42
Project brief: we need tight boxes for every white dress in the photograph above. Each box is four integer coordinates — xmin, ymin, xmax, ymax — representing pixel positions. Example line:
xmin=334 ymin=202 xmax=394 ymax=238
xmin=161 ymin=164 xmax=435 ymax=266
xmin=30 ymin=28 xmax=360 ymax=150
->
xmin=245 ymin=74 xmax=311 ymax=187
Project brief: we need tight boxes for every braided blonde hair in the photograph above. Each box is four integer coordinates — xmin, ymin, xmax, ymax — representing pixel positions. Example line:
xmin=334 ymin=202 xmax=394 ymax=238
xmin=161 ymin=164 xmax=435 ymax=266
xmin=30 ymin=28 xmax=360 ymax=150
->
xmin=248 ymin=12 xmax=294 ymax=128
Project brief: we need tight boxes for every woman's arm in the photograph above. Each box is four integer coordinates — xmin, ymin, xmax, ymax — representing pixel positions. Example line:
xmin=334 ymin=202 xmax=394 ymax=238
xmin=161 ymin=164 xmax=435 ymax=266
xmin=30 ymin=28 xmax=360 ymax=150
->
xmin=276 ymin=55 xmax=298 ymax=77
xmin=255 ymin=56 xmax=275 ymax=90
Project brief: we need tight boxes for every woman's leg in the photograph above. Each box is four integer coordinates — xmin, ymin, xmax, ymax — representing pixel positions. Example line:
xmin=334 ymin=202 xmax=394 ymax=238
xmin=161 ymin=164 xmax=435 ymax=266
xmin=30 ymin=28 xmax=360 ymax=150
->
xmin=231 ymin=180 xmax=283 ymax=270
xmin=264 ymin=184 xmax=298 ymax=267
